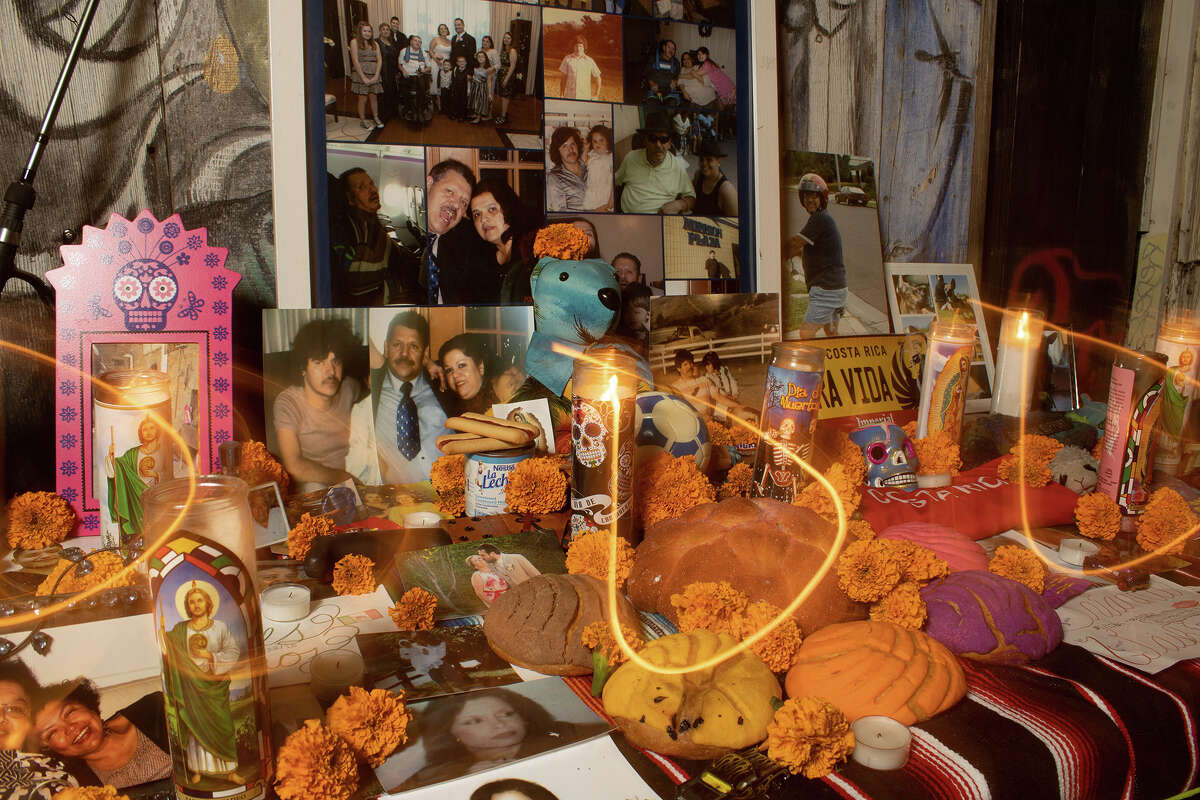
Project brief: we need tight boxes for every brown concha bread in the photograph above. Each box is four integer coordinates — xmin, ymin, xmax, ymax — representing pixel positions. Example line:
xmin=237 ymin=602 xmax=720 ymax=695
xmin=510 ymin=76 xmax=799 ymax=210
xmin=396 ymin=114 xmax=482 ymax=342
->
xmin=626 ymin=497 xmax=865 ymax=634
xmin=483 ymin=573 xmax=642 ymax=676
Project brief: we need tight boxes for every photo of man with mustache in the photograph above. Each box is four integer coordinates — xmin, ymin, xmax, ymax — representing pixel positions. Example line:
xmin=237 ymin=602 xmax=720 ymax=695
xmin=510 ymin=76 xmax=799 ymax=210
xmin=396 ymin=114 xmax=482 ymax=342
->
xmin=371 ymin=310 xmax=454 ymax=484
xmin=421 ymin=158 xmax=502 ymax=304
xmin=273 ymin=318 xmax=363 ymax=491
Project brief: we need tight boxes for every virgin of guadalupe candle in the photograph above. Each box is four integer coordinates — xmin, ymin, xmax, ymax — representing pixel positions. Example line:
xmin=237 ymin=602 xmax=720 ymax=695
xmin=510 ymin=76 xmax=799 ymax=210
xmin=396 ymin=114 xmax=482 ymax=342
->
xmin=916 ymin=318 xmax=976 ymax=442
xmin=93 ymin=369 xmax=174 ymax=549
xmin=1153 ymin=317 xmax=1200 ymax=475
xmin=143 ymin=475 xmax=272 ymax=800
xmin=570 ymin=348 xmax=637 ymax=545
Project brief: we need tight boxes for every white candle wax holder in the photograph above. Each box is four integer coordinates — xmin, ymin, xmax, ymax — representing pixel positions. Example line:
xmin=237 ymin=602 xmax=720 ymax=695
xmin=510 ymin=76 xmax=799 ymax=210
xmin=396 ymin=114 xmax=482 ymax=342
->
xmin=851 ymin=715 xmax=912 ymax=770
xmin=260 ymin=583 xmax=312 ymax=622
xmin=404 ymin=511 xmax=442 ymax=528
xmin=991 ymin=307 xmax=1045 ymax=417
xmin=1058 ymin=538 xmax=1100 ymax=566
xmin=310 ymin=650 xmax=365 ymax=704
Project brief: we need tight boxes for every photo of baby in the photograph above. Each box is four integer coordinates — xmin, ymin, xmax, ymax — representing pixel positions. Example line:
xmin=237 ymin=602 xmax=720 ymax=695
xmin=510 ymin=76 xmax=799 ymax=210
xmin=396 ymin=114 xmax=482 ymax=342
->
xmin=544 ymin=99 xmax=614 ymax=212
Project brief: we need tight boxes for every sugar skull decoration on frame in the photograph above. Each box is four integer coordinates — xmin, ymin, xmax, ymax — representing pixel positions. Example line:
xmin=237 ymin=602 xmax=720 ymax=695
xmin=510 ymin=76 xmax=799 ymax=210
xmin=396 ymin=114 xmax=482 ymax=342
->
xmin=850 ymin=423 xmax=919 ymax=491
xmin=47 ymin=211 xmax=240 ymax=536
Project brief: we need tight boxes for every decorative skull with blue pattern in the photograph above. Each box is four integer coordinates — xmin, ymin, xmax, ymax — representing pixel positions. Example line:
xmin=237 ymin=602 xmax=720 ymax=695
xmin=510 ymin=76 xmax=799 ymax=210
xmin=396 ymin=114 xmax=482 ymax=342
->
xmin=850 ymin=423 xmax=919 ymax=491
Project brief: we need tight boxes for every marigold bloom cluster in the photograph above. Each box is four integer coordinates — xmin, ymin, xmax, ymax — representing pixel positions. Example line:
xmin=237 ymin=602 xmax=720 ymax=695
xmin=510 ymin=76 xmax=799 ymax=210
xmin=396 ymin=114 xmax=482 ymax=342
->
xmin=836 ymin=539 xmax=902 ymax=603
xmin=997 ymin=434 xmax=1063 ymax=487
xmin=52 ymin=787 xmax=129 ymax=800
xmin=670 ymin=580 xmax=748 ymax=637
xmin=988 ymin=544 xmax=1046 ymax=594
xmin=326 ymin=686 xmax=412 ymax=767
xmin=37 ymin=551 xmax=136 ymax=596
xmin=762 ymin=696 xmax=855 ymax=778
xmin=331 ymin=554 xmax=376 ymax=596
xmin=1136 ymin=487 xmax=1199 ymax=555
xmin=533 ymin=223 xmax=593 ymax=260
xmin=581 ymin=621 xmax=645 ymax=666
xmin=869 ymin=581 xmax=927 ymax=629
xmin=717 ymin=462 xmax=754 ymax=501
xmin=287 ymin=512 xmax=337 ymax=561
xmin=239 ymin=441 xmax=291 ymax=495
xmin=389 ymin=587 xmax=438 ymax=631
xmin=565 ymin=529 xmax=635 ymax=587
xmin=740 ymin=600 xmax=803 ymax=672
xmin=1074 ymin=492 xmax=1121 ymax=541
xmin=505 ymin=457 xmax=568 ymax=514
xmin=794 ymin=463 xmax=860 ymax=521
xmin=903 ymin=422 xmax=962 ymax=476
xmin=6 ymin=491 xmax=75 ymax=549
xmin=275 ymin=719 xmax=358 ymax=800
xmin=636 ymin=454 xmax=714 ymax=529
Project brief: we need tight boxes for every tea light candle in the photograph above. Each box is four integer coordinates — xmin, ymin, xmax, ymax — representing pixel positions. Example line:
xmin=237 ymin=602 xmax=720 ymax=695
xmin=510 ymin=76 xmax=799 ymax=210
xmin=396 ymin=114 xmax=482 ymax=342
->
xmin=991 ymin=308 xmax=1045 ymax=416
xmin=404 ymin=511 xmax=442 ymax=528
xmin=310 ymin=650 xmax=365 ymax=704
xmin=260 ymin=583 xmax=312 ymax=622
xmin=1058 ymin=538 xmax=1100 ymax=566
xmin=851 ymin=716 xmax=912 ymax=770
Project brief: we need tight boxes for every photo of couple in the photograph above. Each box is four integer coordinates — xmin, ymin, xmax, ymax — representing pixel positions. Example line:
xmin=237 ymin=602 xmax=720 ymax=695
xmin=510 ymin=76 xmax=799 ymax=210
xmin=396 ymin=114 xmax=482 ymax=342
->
xmin=394 ymin=530 xmax=566 ymax=618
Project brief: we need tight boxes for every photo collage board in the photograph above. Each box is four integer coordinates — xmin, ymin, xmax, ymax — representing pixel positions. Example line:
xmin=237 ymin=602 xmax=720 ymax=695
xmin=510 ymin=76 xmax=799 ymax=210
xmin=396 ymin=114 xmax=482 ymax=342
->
xmin=321 ymin=0 xmax=743 ymax=310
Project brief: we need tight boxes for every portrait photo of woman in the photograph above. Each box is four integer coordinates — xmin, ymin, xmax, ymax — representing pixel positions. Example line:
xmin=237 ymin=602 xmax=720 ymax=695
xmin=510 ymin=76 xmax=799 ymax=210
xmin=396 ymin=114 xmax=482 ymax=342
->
xmin=465 ymin=554 xmax=509 ymax=606
xmin=0 ymin=661 xmax=77 ymax=800
xmin=438 ymin=334 xmax=500 ymax=416
xmin=468 ymin=179 xmax=543 ymax=303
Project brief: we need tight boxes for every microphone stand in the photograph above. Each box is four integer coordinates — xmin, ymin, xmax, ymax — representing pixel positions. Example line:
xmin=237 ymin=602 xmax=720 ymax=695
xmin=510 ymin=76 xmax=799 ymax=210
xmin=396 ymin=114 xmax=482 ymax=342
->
xmin=0 ymin=0 xmax=102 ymax=306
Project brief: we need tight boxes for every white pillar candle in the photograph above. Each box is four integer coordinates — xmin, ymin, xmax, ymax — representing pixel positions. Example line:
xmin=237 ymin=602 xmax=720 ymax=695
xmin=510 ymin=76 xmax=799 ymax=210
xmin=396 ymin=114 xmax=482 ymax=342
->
xmin=1058 ymin=538 xmax=1100 ymax=566
xmin=851 ymin=715 xmax=912 ymax=770
xmin=991 ymin=308 xmax=1045 ymax=416
xmin=261 ymin=583 xmax=312 ymax=622
xmin=310 ymin=650 xmax=365 ymax=704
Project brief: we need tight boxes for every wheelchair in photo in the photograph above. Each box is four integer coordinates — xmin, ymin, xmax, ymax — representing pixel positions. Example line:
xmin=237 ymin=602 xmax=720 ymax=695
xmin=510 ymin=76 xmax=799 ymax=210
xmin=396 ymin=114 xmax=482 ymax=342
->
xmin=397 ymin=70 xmax=435 ymax=125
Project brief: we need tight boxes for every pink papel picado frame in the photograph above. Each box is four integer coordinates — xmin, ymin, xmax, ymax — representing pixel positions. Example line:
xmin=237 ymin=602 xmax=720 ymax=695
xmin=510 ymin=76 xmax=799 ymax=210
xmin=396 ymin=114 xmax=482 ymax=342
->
xmin=47 ymin=211 xmax=240 ymax=540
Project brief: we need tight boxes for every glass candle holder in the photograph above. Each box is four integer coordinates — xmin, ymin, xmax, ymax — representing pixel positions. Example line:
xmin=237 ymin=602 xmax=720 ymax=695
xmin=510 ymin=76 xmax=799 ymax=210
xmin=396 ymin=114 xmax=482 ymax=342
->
xmin=570 ymin=347 xmax=638 ymax=546
xmin=143 ymin=475 xmax=273 ymax=800
xmin=917 ymin=317 xmax=976 ymax=443
xmin=990 ymin=308 xmax=1045 ymax=416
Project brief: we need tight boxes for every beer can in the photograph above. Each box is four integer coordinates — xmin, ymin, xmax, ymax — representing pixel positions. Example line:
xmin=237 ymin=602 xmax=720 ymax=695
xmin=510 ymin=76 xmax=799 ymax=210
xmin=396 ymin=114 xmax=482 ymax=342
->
xmin=750 ymin=342 xmax=824 ymax=503
xmin=570 ymin=348 xmax=637 ymax=544
xmin=92 ymin=369 xmax=174 ymax=549
xmin=916 ymin=317 xmax=976 ymax=442
xmin=465 ymin=446 xmax=534 ymax=517
xmin=1097 ymin=351 xmax=1166 ymax=522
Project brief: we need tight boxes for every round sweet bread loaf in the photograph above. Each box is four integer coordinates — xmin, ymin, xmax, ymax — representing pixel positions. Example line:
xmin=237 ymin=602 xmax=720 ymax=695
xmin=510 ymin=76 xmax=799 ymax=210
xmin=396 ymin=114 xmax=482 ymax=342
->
xmin=483 ymin=573 xmax=642 ymax=676
xmin=626 ymin=497 xmax=865 ymax=634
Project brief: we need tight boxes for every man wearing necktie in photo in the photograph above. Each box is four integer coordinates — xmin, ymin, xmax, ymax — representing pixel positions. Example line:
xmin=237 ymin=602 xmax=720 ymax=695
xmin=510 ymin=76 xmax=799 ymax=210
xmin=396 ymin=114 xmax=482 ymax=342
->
xmin=372 ymin=311 xmax=453 ymax=484
xmin=421 ymin=158 xmax=500 ymax=303
xmin=451 ymin=18 xmax=477 ymax=74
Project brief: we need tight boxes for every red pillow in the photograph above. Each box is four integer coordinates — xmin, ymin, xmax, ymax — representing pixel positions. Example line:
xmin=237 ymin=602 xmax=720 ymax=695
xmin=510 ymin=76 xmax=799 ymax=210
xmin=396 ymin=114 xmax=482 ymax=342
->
xmin=858 ymin=457 xmax=1079 ymax=541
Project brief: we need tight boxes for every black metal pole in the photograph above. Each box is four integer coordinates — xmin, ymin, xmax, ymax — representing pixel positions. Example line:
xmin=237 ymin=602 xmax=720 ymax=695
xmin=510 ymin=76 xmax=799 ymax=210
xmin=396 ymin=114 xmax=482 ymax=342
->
xmin=0 ymin=0 xmax=102 ymax=305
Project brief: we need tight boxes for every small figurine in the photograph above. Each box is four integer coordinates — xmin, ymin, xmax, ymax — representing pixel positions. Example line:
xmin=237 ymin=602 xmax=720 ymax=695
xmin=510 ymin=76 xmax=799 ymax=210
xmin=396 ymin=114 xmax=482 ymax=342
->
xmin=850 ymin=423 xmax=919 ymax=491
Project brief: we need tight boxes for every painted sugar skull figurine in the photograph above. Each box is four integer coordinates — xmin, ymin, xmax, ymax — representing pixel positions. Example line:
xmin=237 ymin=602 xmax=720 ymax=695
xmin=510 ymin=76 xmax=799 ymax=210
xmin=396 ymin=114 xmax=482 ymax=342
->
xmin=850 ymin=423 xmax=919 ymax=491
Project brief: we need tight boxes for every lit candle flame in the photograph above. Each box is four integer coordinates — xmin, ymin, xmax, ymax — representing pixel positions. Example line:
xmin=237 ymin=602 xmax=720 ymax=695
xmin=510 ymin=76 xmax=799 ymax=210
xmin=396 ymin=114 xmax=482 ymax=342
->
xmin=1016 ymin=310 xmax=1030 ymax=341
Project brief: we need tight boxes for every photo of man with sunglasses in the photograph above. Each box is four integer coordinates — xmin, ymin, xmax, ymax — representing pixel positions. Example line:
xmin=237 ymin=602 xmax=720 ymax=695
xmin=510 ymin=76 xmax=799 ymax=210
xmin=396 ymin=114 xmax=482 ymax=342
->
xmin=615 ymin=110 xmax=696 ymax=214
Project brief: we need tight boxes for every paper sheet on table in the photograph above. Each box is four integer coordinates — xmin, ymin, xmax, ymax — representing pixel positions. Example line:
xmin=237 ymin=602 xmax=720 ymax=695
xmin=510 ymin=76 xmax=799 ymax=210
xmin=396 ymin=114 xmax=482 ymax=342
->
xmin=378 ymin=734 xmax=658 ymax=800
xmin=1057 ymin=576 xmax=1200 ymax=673
xmin=263 ymin=586 xmax=395 ymax=687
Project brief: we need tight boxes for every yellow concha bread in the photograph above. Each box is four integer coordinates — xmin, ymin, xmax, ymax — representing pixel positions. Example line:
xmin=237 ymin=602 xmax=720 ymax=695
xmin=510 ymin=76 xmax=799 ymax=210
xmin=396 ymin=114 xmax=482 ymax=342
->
xmin=602 ymin=630 xmax=782 ymax=760
xmin=785 ymin=619 xmax=966 ymax=726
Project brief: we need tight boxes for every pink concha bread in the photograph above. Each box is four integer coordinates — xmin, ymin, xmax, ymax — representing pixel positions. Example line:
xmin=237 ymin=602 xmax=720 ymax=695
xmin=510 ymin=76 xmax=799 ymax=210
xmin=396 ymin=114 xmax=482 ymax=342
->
xmin=878 ymin=522 xmax=988 ymax=572
xmin=626 ymin=497 xmax=865 ymax=634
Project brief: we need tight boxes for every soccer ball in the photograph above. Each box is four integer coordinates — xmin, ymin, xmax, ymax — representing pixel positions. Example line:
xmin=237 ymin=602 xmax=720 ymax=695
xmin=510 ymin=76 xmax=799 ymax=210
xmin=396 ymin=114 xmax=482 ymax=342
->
xmin=634 ymin=391 xmax=711 ymax=470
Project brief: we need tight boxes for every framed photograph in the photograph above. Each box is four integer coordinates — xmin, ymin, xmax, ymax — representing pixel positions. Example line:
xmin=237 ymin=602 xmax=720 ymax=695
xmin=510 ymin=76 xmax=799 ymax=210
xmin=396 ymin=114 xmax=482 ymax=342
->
xmin=249 ymin=482 xmax=289 ymax=548
xmin=544 ymin=99 xmax=615 ymax=212
xmin=357 ymin=626 xmax=521 ymax=700
xmin=884 ymin=262 xmax=995 ymax=412
xmin=374 ymin=677 xmax=612 ymax=793
xmin=48 ymin=212 xmax=239 ymax=545
xmin=543 ymin=9 xmax=624 ymax=102
xmin=662 ymin=216 xmax=738 ymax=280
xmin=393 ymin=530 xmax=567 ymax=618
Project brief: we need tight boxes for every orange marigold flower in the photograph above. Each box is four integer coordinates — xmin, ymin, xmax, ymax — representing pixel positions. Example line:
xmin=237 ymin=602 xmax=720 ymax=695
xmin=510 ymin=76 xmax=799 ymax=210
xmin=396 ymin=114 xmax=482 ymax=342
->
xmin=762 ymin=696 xmax=855 ymax=778
xmin=533 ymin=223 xmax=593 ymax=260
xmin=636 ymin=454 xmax=714 ymax=529
xmin=909 ymin=428 xmax=963 ymax=476
xmin=6 ymin=491 xmax=75 ymax=549
xmin=389 ymin=587 xmax=438 ymax=630
xmin=989 ymin=544 xmax=1046 ymax=594
xmin=670 ymin=580 xmax=748 ymax=636
xmin=707 ymin=421 xmax=758 ymax=451
xmin=889 ymin=539 xmax=950 ymax=584
xmin=1136 ymin=487 xmax=1199 ymax=555
xmin=37 ymin=551 xmax=136 ymax=597
xmin=430 ymin=454 xmax=465 ymax=496
xmin=331 ymin=554 xmax=376 ymax=596
xmin=836 ymin=539 xmax=902 ymax=603
xmin=835 ymin=432 xmax=868 ymax=486
xmin=740 ymin=600 xmax=803 ymax=673
xmin=717 ymin=462 xmax=754 ymax=501
xmin=275 ymin=719 xmax=358 ymax=800
xmin=326 ymin=686 xmax=411 ymax=767
xmin=1074 ymin=492 xmax=1121 ymax=541
xmin=847 ymin=518 xmax=876 ymax=541
xmin=869 ymin=581 xmax=927 ymax=629
xmin=53 ymin=788 xmax=129 ymax=800
xmin=795 ymin=463 xmax=860 ymax=521
xmin=436 ymin=489 xmax=465 ymax=517
xmin=997 ymin=434 xmax=1063 ymax=488
xmin=288 ymin=512 xmax=337 ymax=561
xmin=565 ymin=529 xmax=635 ymax=587
xmin=505 ymin=457 xmax=568 ymax=514
xmin=238 ymin=441 xmax=291 ymax=496
xmin=581 ymin=621 xmax=645 ymax=667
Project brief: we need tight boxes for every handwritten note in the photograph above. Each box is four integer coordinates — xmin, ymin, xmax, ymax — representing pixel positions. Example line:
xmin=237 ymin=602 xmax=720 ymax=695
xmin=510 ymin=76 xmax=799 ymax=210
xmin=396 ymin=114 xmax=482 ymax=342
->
xmin=262 ymin=587 xmax=395 ymax=687
xmin=1058 ymin=577 xmax=1200 ymax=673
